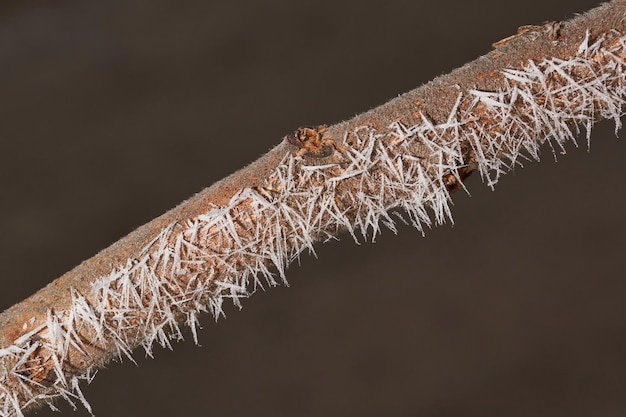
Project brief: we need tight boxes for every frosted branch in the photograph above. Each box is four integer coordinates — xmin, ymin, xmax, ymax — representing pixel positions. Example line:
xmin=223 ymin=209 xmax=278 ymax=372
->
xmin=1 ymin=1 xmax=626 ymax=415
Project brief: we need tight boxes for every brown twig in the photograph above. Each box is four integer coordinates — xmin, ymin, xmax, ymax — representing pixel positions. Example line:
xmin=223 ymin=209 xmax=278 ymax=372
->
xmin=1 ymin=1 xmax=626 ymax=415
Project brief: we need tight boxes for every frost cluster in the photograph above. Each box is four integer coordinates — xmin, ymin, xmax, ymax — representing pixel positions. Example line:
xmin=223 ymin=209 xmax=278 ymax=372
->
xmin=1 ymin=30 xmax=625 ymax=416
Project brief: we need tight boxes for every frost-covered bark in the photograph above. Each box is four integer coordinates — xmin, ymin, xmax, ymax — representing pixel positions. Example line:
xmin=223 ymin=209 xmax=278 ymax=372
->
xmin=1 ymin=1 xmax=626 ymax=415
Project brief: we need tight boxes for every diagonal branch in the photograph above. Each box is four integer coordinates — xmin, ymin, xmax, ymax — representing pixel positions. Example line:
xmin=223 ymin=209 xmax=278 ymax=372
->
xmin=1 ymin=1 xmax=626 ymax=415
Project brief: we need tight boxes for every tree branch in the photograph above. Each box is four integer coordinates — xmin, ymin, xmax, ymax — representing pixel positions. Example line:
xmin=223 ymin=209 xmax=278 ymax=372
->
xmin=1 ymin=1 xmax=626 ymax=415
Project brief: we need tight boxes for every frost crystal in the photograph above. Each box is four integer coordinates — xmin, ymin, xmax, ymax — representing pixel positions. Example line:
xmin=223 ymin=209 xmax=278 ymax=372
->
xmin=1 ymin=30 xmax=625 ymax=416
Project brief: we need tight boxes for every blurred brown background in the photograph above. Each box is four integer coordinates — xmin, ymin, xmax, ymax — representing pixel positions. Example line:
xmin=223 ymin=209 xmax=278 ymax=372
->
xmin=1 ymin=1 xmax=625 ymax=416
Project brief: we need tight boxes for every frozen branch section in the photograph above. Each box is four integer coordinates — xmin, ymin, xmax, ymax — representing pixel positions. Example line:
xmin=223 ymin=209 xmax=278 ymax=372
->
xmin=2 ymin=1 xmax=626 ymax=415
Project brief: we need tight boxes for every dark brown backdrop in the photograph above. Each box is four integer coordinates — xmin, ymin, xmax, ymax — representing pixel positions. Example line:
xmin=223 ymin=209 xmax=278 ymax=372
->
xmin=1 ymin=1 xmax=625 ymax=416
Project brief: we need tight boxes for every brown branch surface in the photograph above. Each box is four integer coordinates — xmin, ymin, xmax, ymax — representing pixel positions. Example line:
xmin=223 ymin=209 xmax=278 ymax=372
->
xmin=1 ymin=1 xmax=626 ymax=415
